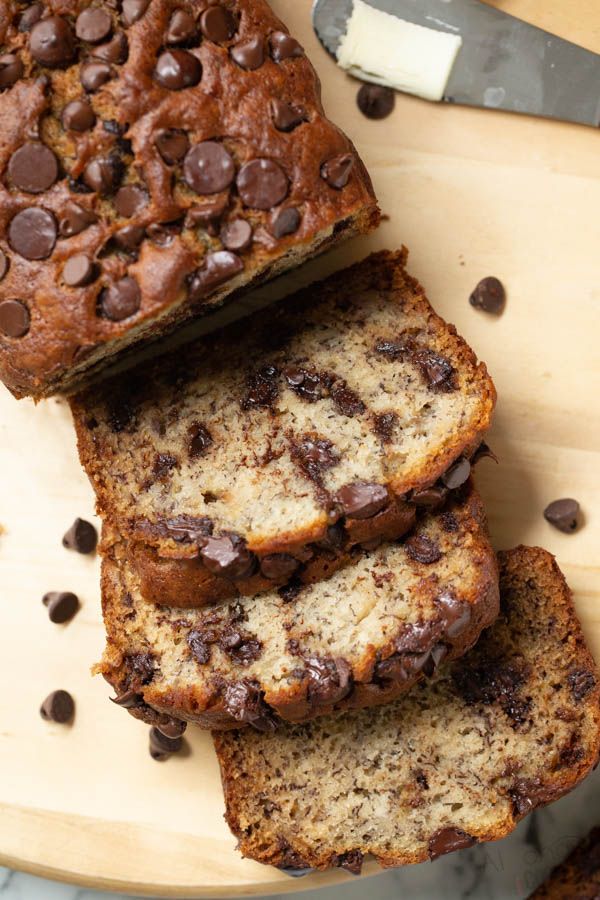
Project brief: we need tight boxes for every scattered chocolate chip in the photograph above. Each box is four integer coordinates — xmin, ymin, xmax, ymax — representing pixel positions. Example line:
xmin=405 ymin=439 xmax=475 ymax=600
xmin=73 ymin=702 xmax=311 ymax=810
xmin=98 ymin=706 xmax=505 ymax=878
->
xmin=9 ymin=208 xmax=57 ymax=260
xmin=166 ymin=9 xmax=197 ymax=44
xmin=0 ymin=300 xmax=30 ymax=338
xmin=201 ymin=533 xmax=256 ymax=579
xmin=200 ymin=6 xmax=236 ymax=43
xmin=0 ymin=250 xmax=8 ymax=281
xmin=154 ymin=49 xmax=202 ymax=90
xmin=30 ymin=16 xmax=76 ymax=68
xmin=183 ymin=141 xmax=235 ymax=195
xmin=114 ymin=223 xmax=145 ymax=252
xmin=80 ymin=60 xmax=114 ymax=92
xmin=429 ymin=827 xmax=476 ymax=860
xmin=220 ymin=218 xmax=252 ymax=252
xmin=19 ymin=3 xmax=44 ymax=32
xmin=76 ymin=8 xmax=112 ymax=44
xmin=154 ymin=129 xmax=189 ymax=166
xmin=189 ymin=423 xmax=213 ymax=458
xmin=270 ymin=98 xmax=306 ymax=132
xmin=83 ymin=154 xmax=122 ymax=194
xmin=62 ymin=517 xmax=98 ymax=553
xmin=321 ymin=154 xmax=354 ymax=190
xmin=110 ymin=689 xmax=143 ymax=708
xmin=270 ymin=31 xmax=304 ymax=62
xmin=0 ymin=54 xmax=24 ymax=90
xmin=405 ymin=533 xmax=443 ymax=565
xmin=40 ymin=690 xmax=75 ymax=723
xmin=223 ymin=680 xmax=276 ymax=732
xmin=63 ymin=254 xmax=97 ymax=287
xmin=231 ymin=35 xmax=264 ymax=69
xmin=306 ymin=657 xmax=351 ymax=705
xmin=543 ymin=498 xmax=580 ymax=533
xmin=337 ymin=482 xmax=389 ymax=519
xmin=121 ymin=0 xmax=151 ymax=27
xmin=42 ymin=591 xmax=80 ymax=624
xmin=270 ymin=206 xmax=300 ymax=238
xmin=469 ymin=276 xmax=505 ymax=315
xmin=442 ymin=457 xmax=471 ymax=490
xmin=114 ymin=184 xmax=148 ymax=218
xmin=99 ymin=276 xmax=141 ymax=320
xmin=237 ymin=159 xmax=288 ymax=210
xmin=260 ymin=554 xmax=300 ymax=581
xmin=188 ymin=250 xmax=243 ymax=299
xmin=61 ymin=98 xmax=96 ymax=132
xmin=356 ymin=83 xmax=395 ymax=119
xmin=8 ymin=143 xmax=59 ymax=194
xmin=149 ymin=725 xmax=183 ymax=760
xmin=59 ymin=201 xmax=97 ymax=237
xmin=93 ymin=31 xmax=129 ymax=64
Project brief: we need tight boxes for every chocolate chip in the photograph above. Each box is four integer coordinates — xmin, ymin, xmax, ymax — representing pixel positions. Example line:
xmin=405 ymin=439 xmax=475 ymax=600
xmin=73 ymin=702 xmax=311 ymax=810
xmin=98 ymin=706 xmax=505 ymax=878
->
xmin=471 ymin=441 xmax=499 ymax=466
xmin=442 ymin=457 xmax=471 ymax=490
xmin=336 ymin=482 xmax=389 ymax=519
xmin=114 ymin=184 xmax=148 ymax=218
xmin=166 ymin=9 xmax=197 ymax=44
xmin=0 ymin=250 xmax=8 ymax=281
xmin=0 ymin=300 xmax=30 ymax=338
xmin=330 ymin=381 xmax=365 ymax=417
xmin=200 ymin=533 xmax=256 ymax=579
xmin=469 ymin=276 xmax=505 ymax=315
xmin=189 ymin=423 xmax=213 ymax=458
xmin=61 ymin=99 xmax=96 ymax=132
xmin=59 ymin=201 xmax=97 ymax=237
xmin=372 ymin=412 xmax=397 ymax=443
xmin=241 ymin=365 xmax=280 ymax=410
xmin=293 ymin=437 xmax=340 ymax=480
xmin=8 ymin=143 xmax=59 ymax=194
xmin=356 ymin=83 xmax=395 ymax=119
xmin=184 ymin=141 xmax=235 ymax=194
xmin=154 ymin=129 xmax=189 ymax=166
xmin=335 ymin=851 xmax=363 ymax=875
xmin=231 ymin=35 xmax=264 ymax=69
xmin=223 ymin=680 xmax=276 ymax=732
xmin=99 ymin=276 xmax=140 ymax=320
xmin=0 ymin=54 xmax=24 ymax=90
xmin=93 ymin=30 xmax=129 ymax=63
xmin=405 ymin=533 xmax=442 ymax=565
xmin=19 ymin=3 xmax=44 ymax=32
xmin=121 ymin=0 xmax=151 ymax=27
xmin=83 ymin=154 xmax=122 ymax=194
xmin=260 ymin=554 xmax=300 ymax=581
xmin=188 ymin=250 xmax=243 ymax=299
xmin=43 ymin=591 xmax=80 ymax=624
xmin=429 ymin=827 xmax=476 ymax=860
xmin=220 ymin=218 xmax=252 ymax=252
xmin=200 ymin=6 xmax=236 ymax=43
xmin=186 ymin=196 xmax=229 ymax=233
xmin=40 ymin=690 xmax=75 ymax=723
xmin=62 ymin=517 xmax=98 ymax=552
xmin=270 ymin=98 xmax=306 ymax=132
xmin=149 ymin=726 xmax=183 ymax=760
xmin=80 ymin=60 xmax=115 ymax=92
xmin=237 ymin=159 xmax=288 ymax=210
xmin=270 ymin=206 xmax=301 ymax=238
xmin=110 ymin=689 xmax=143 ymax=708
xmin=544 ymin=498 xmax=580 ymax=533
xmin=155 ymin=719 xmax=187 ymax=739
xmin=76 ymin=8 xmax=112 ymax=43
xmin=63 ymin=254 xmax=97 ymax=287
xmin=114 ymin=224 xmax=145 ymax=252
xmin=146 ymin=221 xmax=181 ymax=246
xmin=9 ymin=208 xmax=57 ymax=260
xmin=220 ymin=629 xmax=262 ymax=664
xmin=154 ymin=49 xmax=202 ymax=90
xmin=414 ymin=348 xmax=458 ymax=391
xmin=321 ymin=154 xmax=353 ymax=190
xmin=188 ymin=629 xmax=212 ymax=665
xmin=305 ymin=657 xmax=351 ymax=705
xmin=30 ymin=17 xmax=76 ymax=68
xmin=270 ymin=31 xmax=304 ymax=62
xmin=568 ymin=668 xmax=596 ymax=701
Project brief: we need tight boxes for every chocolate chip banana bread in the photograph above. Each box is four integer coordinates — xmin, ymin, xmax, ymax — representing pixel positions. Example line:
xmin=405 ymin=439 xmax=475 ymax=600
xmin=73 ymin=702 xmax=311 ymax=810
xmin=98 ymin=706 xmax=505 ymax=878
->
xmin=97 ymin=484 xmax=500 ymax=729
xmin=0 ymin=0 xmax=378 ymax=399
xmin=529 ymin=827 xmax=600 ymax=899
xmin=71 ymin=249 xmax=496 ymax=607
xmin=213 ymin=547 xmax=600 ymax=873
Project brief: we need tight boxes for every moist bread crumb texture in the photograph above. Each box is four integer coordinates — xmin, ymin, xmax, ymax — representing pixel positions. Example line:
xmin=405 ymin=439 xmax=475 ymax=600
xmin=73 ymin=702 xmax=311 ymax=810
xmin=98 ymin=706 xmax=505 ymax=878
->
xmin=0 ymin=0 xmax=378 ymax=399
xmin=71 ymin=250 xmax=496 ymax=606
xmin=529 ymin=826 xmax=600 ymax=898
xmin=213 ymin=547 xmax=600 ymax=872
xmin=97 ymin=485 xmax=499 ymax=728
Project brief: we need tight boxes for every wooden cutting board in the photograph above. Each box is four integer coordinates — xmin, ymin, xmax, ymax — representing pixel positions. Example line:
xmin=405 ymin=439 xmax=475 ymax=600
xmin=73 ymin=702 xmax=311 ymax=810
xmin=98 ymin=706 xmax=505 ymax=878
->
xmin=0 ymin=1 xmax=598 ymax=895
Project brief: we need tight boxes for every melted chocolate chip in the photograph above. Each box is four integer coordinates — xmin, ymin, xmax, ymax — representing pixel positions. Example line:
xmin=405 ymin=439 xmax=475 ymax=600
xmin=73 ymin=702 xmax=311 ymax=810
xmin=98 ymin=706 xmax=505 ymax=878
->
xmin=293 ymin=437 xmax=340 ymax=480
xmin=80 ymin=60 xmax=115 ymax=92
xmin=149 ymin=725 xmax=183 ymax=759
xmin=114 ymin=224 xmax=145 ymax=251
xmin=453 ymin=659 xmax=531 ymax=728
xmin=184 ymin=141 xmax=235 ymax=194
xmin=270 ymin=98 xmax=306 ymax=132
xmin=187 ymin=250 xmax=243 ymax=299
xmin=40 ymin=690 xmax=75 ymax=723
xmin=237 ymin=159 xmax=289 ymax=210
xmin=30 ymin=16 xmax=76 ymax=68
xmin=270 ymin=31 xmax=304 ymax=62
xmin=99 ymin=276 xmax=141 ymax=320
xmin=405 ymin=533 xmax=443 ymax=565
xmin=373 ymin=412 xmax=398 ymax=442
xmin=155 ymin=128 xmax=189 ymax=165
xmin=413 ymin=349 xmax=457 ymax=392
xmin=200 ymin=6 xmax=236 ymax=43
xmin=231 ymin=35 xmax=264 ymax=70
xmin=62 ymin=518 xmax=98 ymax=553
xmin=220 ymin=218 xmax=252 ymax=252
xmin=223 ymin=680 xmax=277 ymax=732
xmin=0 ymin=300 xmax=30 ymax=338
xmin=43 ymin=591 xmax=80 ymax=624
xmin=270 ymin=206 xmax=301 ymax=238
xmin=330 ymin=381 xmax=365 ymax=417
xmin=260 ymin=554 xmax=300 ymax=581
xmin=59 ymin=201 xmax=97 ymax=237
xmin=0 ymin=54 xmax=24 ymax=90
xmin=442 ymin=457 xmax=471 ymax=490
xmin=357 ymin=83 xmax=395 ymax=119
xmin=110 ymin=689 xmax=144 ymax=709
xmin=186 ymin=197 xmax=229 ymax=234
xmin=126 ymin=651 xmax=156 ymax=685
xmin=278 ymin=578 xmax=303 ymax=603
xmin=121 ymin=0 xmax=151 ymax=27
xmin=241 ymin=365 xmax=280 ymax=410
xmin=436 ymin=592 xmax=471 ymax=639
xmin=305 ymin=657 xmax=352 ymax=705
xmin=9 ymin=208 xmax=57 ymax=260
xmin=61 ymin=98 xmax=96 ymax=132
xmin=166 ymin=9 xmax=198 ymax=45
xmin=155 ymin=718 xmax=187 ymax=739
xmin=83 ymin=154 xmax=122 ymax=194
xmin=336 ymin=482 xmax=389 ymax=519
xmin=469 ymin=276 xmax=505 ymax=314
xmin=63 ymin=254 xmax=97 ymax=287
xmin=155 ymin=515 xmax=213 ymax=544
xmin=543 ymin=498 xmax=580 ymax=533
xmin=335 ymin=851 xmax=363 ymax=875
xmin=76 ymin=8 xmax=112 ymax=44
xmin=284 ymin=367 xmax=329 ymax=402
xmin=220 ymin=628 xmax=262 ymax=664
xmin=189 ymin=423 xmax=213 ymax=458
xmin=201 ymin=533 xmax=256 ymax=580
xmin=429 ymin=827 xmax=476 ymax=860
xmin=154 ymin=50 xmax=202 ymax=90
xmin=8 ymin=143 xmax=59 ymax=194
xmin=321 ymin=154 xmax=354 ymax=190
xmin=93 ymin=31 xmax=129 ymax=64
xmin=411 ymin=484 xmax=448 ymax=507
xmin=568 ymin=668 xmax=596 ymax=701
xmin=187 ymin=629 xmax=212 ymax=665
xmin=115 ymin=184 xmax=148 ymax=218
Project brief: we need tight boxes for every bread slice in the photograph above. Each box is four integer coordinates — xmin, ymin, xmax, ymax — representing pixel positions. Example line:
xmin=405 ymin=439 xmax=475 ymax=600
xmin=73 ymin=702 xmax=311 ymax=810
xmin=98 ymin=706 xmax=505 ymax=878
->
xmin=0 ymin=0 xmax=378 ymax=399
xmin=213 ymin=547 xmax=600 ymax=873
xmin=71 ymin=249 xmax=496 ymax=607
xmin=97 ymin=483 xmax=499 ymax=729
xmin=529 ymin=826 xmax=600 ymax=898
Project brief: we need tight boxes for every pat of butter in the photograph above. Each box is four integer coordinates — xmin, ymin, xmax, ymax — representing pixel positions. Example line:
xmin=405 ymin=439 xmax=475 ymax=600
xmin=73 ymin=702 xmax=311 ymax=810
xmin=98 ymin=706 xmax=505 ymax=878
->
xmin=337 ymin=0 xmax=462 ymax=102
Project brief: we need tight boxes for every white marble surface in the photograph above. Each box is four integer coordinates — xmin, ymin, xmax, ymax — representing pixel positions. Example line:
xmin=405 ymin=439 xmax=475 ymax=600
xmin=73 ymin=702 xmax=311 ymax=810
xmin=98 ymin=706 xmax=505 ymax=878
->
xmin=1 ymin=765 xmax=598 ymax=900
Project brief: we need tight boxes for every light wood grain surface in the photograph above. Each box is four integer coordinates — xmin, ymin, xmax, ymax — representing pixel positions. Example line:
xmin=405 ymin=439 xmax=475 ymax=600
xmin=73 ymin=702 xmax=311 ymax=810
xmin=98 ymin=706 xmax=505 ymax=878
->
xmin=0 ymin=1 xmax=598 ymax=895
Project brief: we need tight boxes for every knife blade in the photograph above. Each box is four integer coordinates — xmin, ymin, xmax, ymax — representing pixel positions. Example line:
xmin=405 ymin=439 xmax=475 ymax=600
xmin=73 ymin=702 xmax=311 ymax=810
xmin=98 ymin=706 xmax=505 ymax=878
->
xmin=312 ymin=0 xmax=600 ymax=127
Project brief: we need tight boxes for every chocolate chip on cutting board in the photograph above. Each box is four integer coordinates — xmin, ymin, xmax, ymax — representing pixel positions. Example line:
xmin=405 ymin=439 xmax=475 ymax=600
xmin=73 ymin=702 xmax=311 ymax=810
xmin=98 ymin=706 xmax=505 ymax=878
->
xmin=43 ymin=591 xmax=80 ymax=623
xmin=356 ymin=83 xmax=395 ymax=120
xmin=62 ymin=518 xmax=98 ymax=553
xmin=544 ymin=498 xmax=580 ymax=533
xmin=40 ymin=690 xmax=75 ymax=723
xmin=469 ymin=276 xmax=506 ymax=315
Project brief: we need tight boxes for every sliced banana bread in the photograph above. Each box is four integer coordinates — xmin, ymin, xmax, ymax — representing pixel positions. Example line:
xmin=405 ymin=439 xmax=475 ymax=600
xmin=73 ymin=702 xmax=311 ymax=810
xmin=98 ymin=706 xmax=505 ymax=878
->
xmin=97 ymin=484 xmax=499 ymax=729
xmin=213 ymin=547 xmax=600 ymax=873
xmin=529 ymin=827 xmax=600 ymax=899
xmin=72 ymin=249 xmax=496 ymax=607
xmin=0 ymin=0 xmax=378 ymax=399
